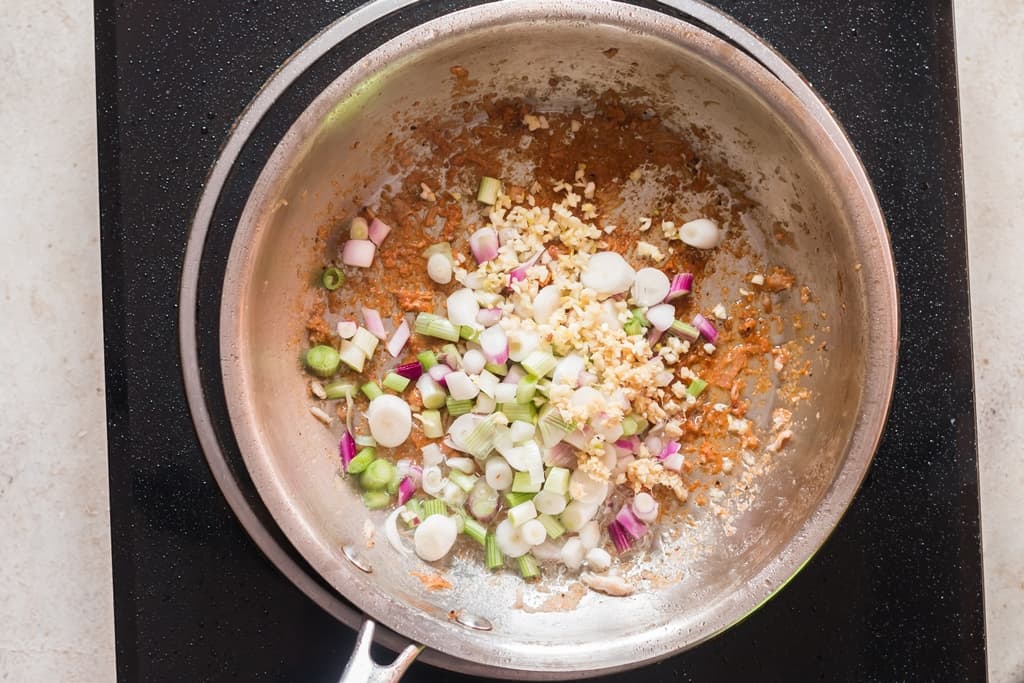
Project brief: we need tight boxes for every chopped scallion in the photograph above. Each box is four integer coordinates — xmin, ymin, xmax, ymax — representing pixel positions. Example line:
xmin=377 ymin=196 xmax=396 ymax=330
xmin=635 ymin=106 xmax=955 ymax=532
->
xmin=416 ymin=410 xmax=444 ymax=438
xmin=354 ymin=434 xmax=377 ymax=448
xmin=462 ymin=418 xmax=497 ymax=459
xmin=417 ymin=350 xmax=438 ymax=370
xmin=362 ymin=491 xmax=391 ymax=509
xmin=484 ymin=361 xmax=508 ymax=376
xmin=361 ymin=382 xmax=383 ymax=401
xmin=346 ymin=447 xmax=376 ymax=475
xmin=422 ymin=499 xmax=448 ymax=518
xmin=352 ymin=328 xmax=379 ymax=358
xmin=485 ymin=532 xmax=504 ymax=569
xmin=542 ymin=467 xmax=570 ymax=495
xmin=537 ymin=514 xmax=565 ymax=539
xmin=449 ymin=470 xmax=478 ymax=493
xmin=382 ymin=372 xmax=410 ymax=393
xmin=517 ymin=553 xmax=540 ymax=580
xmin=305 ymin=345 xmax=341 ymax=377
xmin=321 ymin=266 xmax=344 ymax=291
xmin=517 ymin=375 xmax=539 ymax=404
xmin=414 ymin=313 xmax=460 ymax=342
xmin=459 ymin=325 xmax=481 ymax=342
xmin=687 ymin=378 xmax=708 ymax=398
xmin=462 ymin=518 xmax=487 ymax=546
xmin=500 ymin=402 xmax=536 ymax=424
xmin=511 ymin=470 xmax=542 ymax=493
xmin=338 ymin=340 xmax=366 ymax=373
xmin=324 ymin=380 xmax=356 ymax=400
xmin=477 ymin=176 xmax=501 ymax=205
xmin=504 ymin=491 xmax=536 ymax=508
xmin=446 ymin=397 xmax=474 ymax=416
xmin=521 ymin=350 xmax=557 ymax=378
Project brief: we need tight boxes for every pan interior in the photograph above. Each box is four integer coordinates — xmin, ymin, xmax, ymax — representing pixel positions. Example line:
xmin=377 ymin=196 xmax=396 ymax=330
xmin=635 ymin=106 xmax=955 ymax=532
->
xmin=220 ymin=2 xmax=893 ymax=676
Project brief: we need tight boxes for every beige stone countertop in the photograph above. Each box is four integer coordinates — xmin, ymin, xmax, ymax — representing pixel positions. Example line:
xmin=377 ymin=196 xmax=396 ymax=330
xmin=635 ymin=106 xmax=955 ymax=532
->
xmin=0 ymin=0 xmax=1020 ymax=680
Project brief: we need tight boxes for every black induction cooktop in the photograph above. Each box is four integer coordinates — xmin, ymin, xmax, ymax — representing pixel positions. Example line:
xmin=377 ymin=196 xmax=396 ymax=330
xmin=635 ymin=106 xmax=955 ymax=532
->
xmin=95 ymin=1 xmax=985 ymax=681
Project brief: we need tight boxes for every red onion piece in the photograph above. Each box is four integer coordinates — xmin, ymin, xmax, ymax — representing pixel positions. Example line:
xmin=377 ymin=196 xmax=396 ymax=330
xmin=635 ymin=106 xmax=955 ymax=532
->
xmin=607 ymin=521 xmax=632 ymax=553
xmin=508 ymin=249 xmax=545 ymax=284
xmin=543 ymin=442 xmax=577 ymax=468
xmin=362 ymin=307 xmax=388 ymax=340
xmin=469 ymin=227 xmax=499 ymax=263
xmin=615 ymin=436 xmax=640 ymax=453
xmin=692 ymin=313 xmax=719 ymax=343
xmin=428 ymin=364 xmax=452 ymax=383
xmin=614 ymin=505 xmax=648 ymax=540
xmin=476 ymin=307 xmax=503 ymax=327
xmin=394 ymin=361 xmax=423 ymax=381
xmin=339 ymin=431 xmax=357 ymax=467
xmin=664 ymin=273 xmax=694 ymax=302
xmin=386 ymin=320 xmax=410 ymax=358
xmin=342 ymin=239 xmax=376 ymax=267
xmin=479 ymin=325 xmax=509 ymax=365
xmin=657 ymin=441 xmax=681 ymax=461
xmin=397 ymin=477 xmax=416 ymax=505
xmin=647 ymin=328 xmax=664 ymax=346
xmin=662 ymin=452 xmax=684 ymax=472
xmin=368 ymin=218 xmax=391 ymax=246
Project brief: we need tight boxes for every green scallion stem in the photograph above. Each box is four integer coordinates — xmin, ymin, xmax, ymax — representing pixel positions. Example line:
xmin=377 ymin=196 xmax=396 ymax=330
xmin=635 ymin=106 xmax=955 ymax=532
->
xmin=517 ymin=553 xmax=540 ymax=580
xmin=687 ymin=378 xmax=709 ymax=398
xmin=346 ymin=447 xmax=376 ymax=474
xmin=462 ymin=518 xmax=487 ymax=546
xmin=511 ymin=470 xmax=542 ymax=493
xmin=414 ymin=313 xmax=460 ymax=342
xmin=417 ymin=350 xmax=438 ymax=370
xmin=324 ymin=380 xmax=357 ymax=400
xmin=417 ymin=410 xmax=444 ymax=438
xmin=404 ymin=499 xmax=424 ymax=525
xmin=537 ymin=514 xmax=565 ymax=539
xmin=670 ymin=320 xmax=700 ymax=342
xmin=542 ymin=467 xmax=570 ymax=495
xmin=500 ymin=402 xmax=535 ymax=424
xmin=446 ymin=397 xmax=474 ymax=416
xmin=521 ymin=351 xmax=557 ymax=378
xmin=477 ymin=176 xmax=501 ymax=205
xmin=517 ymin=375 xmax=539 ymax=404
xmin=422 ymin=499 xmax=448 ymax=518
xmin=485 ymin=533 xmax=504 ymax=569
xmin=362 ymin=491 xmax=391 ymax=510
xmin=484 ymin=362 xmax=508 ymax=376
xmin=352 ymin=328 xmax=379 ymax=358
xmin=305 ymin=345 xmax=341 ymax=377
xmin=620 ymin=415 xmax=640 ymax=436
xmin=321 ymin=266 xmax=344 ymax=291
xmin=460 ymin=325 xmax=481 ymax=342
xmin=383 ymin=372 xmax=410 ymax=392
xmin=462 ymin=418 xmax=497 ymax=459
xmin=355 ymin=434 xmax=377 ymax=448
xmin=359 ymin=459 xmax=396 ymax=491
xmin=449 ymin=470 xmax=478 ymax=493
xmin=361 ymin=382 xmax=383 ymax=401
xmin=504 ymin=491 xmax=535 ymax=508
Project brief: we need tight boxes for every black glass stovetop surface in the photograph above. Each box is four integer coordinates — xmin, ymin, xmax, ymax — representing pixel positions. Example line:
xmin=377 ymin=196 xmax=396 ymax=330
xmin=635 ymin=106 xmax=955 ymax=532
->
xmin=95 ymin=1 xmax=985 ymax=681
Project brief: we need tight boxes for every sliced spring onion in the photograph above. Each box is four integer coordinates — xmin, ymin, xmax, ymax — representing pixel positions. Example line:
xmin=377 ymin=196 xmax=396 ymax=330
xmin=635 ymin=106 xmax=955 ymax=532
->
xmin=521 ymin=350 xmax=557 ymax=378
xmin=511 ymin=470 xmax=542 ymax=494
xmin=385 ymin=506 xmax=410 ymax=555
xmin=325 ymin=380 xmax=357 ymax=400
xmin=536 ymin=514 xmax=566 ymax=539
xmin=484 ymin=456 xmax=513 ymax=491
xmin=446 ymin=288 xmax=480 ymax=327
xmin=382 ymin=373 xmax=410 ymax=393
xmin=367 ymin=217 xmax=391 ymax=246
xmin=352 ymin=327 xmax=379 ymax=358
xmin=394 ymin=361 xmax=423 ymax=381
xmin=508 ymin=500 xmax=538 ymax=527
xmin=632 ymin=492 xmax=659 ymax=523
xmin=347 ymin=447 xmax=376 ymax=475
xmin=366 ymin=394 xmax=412 ymax=448
xmin=493 ymin=382 xmax=517 ymax=404
xmin=362 ymin=307 xmax=388 ymax=341
xmin=578 ymin=520 xmax=601 ymax=550
xmin=585 ymin=547 xmax=612 ymax=571
xmin=508 ymin=420 xmax=536 ymax=443
xmin=461 ymin=417 xmax=497 ymax=459
xmin=623 ymin=309 xmax=648 ymax=336
xmin=614 ymin=505 xmax=649 ymax=540
xmin=441 ymin=480 xmax=468 ymax=507
xmin=422 ymin=241 xmax=452 ymax=259
xmin=469 ymin=227 xmax=500 ymax=263
xmin=631 ymin=267 xmax=671 ymax=306
xmin=449 ymin=470 xmax=478 ymax=493
xmin=421 ymin=466 xmax=444 ymax=495
xmin=507 ymin=329 xmax=539 ymax=362
xmin=336 ymin=320 xmax=358 ymax=339
xmin=665 ymin=272 xmax=694 ymax=302
xmin=414 ymin=514 xmax=458 ymax=561
xmin=516 ymin=375 xmax=538 ymax=404
xmin=485 ymin=361 xmax=509 ymax=377
xmin=520 ymin=519 xmax=547 ymax=546
xmin=532 ymin=490 xmax=567 ymax=516
xmin=517 ymin=553 xmax=540 ymax=580
xmin=501 ymin=440 xmax=542 ymax=473
xmin=692 ymin=313 xmax=719 ymax=343
xmin=468 ymin=480 xmax=499 ymax=521
xmin=668 ymin=319 xmax=700 ymax=342
xmin=355 ymin=434 xmax=377 ymax=448
xmin=321 ymin=266 xmax=343 ymax=291
xmin=338 ymin=341 xmax=365 ymax=372
xmin=305 ymin=345 xmax=340 ymax=377
xmin=445 ymin=371 xmax=479 ymax=401
xmin=386 ymin=320 xmax=411 ymax=358
xmin=620 ymin=415 xmax=640 ymax=437
xmin=422 ymin=499 xmax=448 ymax=518
xmin=416 ymin=350 xmax=438 ymax=370
xmin=537 ymin=405 xmax=572 ymax=447
xmin=581 ymin=251 xmax=635 ymax=297
xmin=500 ymin=402 xmax=535 ymax=424
xmin=360 ymin=459 xmax=395 ymax=491
xmin=446 ymin=456 xmax=476 ymax=474
xmin=446 ymin=397 xmax=473 ymax=416
xmin=479 ymin=325 xmax=509 ymax=365
xmin=532 ymin=285 xmax=561 ymax=324
xmin=413 ymin=313 xmax=460 ymax=342
xmin=646 ymin=303 xmax=676 ymax=332
xmin=542 ymin=467 xmax=570 ymax=495
xmin=542 ymin=442 xmax=576 ymax=469
xmin=687 ymin=378 xmax=708 ymax=398
xmin=339 ymin=431 xmax=357 ymax=468
xmin=485 ymin=532 xmax=504 ymax=569
xmin=462 ymin=517 xmax=487 ymax=546
xmin=678 ymin=218 xmax=722 ymax=249
xmin=416 ymin=374 xmax=447 ymax=410
xmin=342 ymin=239 xmax=376 ymax=267
xmin=361 ymin=381 xmax=383 ymax=401
xmin=427 ymin=251 xmax=453 ymax=284
xmin=362 ymin=491 xmax=391 ymax=510
xmin=402 ymin=500 xmax=423 ymax=528
xmin=349 ymin=217 xmax=369 ymax=240
xmin=504 ymin=491 xmax=536 ymax=508
xmin=477 ymin=176 xmax=501 ymax=205
xmin=476 ymin=307 xmax=503 ymax=327
xmin=560 ymin=537 xmax=585 ymax=570
xmin=559 ymin=500 xmax=598 ymax=532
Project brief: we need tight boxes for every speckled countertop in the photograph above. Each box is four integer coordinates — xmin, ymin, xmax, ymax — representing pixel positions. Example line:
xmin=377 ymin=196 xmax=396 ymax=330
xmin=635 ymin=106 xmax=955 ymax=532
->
xmin=0 ymin=0 xmax=1020 ymax=681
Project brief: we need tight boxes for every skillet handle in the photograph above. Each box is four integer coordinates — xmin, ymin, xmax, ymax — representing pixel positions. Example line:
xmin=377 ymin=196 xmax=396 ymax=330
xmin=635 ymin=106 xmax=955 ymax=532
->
xmin=338 ymin=620 xmax=423 ymax=683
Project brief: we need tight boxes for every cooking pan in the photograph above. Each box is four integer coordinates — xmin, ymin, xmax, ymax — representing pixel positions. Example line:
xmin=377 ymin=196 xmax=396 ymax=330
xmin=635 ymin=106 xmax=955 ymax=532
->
xmin=180 ymin=0 xmax=898 ymax=680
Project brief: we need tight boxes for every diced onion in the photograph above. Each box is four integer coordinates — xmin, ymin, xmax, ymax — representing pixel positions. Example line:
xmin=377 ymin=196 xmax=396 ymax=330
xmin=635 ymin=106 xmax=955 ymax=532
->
xmin=646 ymin=303 xmax=676 ymax=332
xmin=469 ymin=227 xmax=500 ymax=263
xmin=342 ymin=239 xmax=376 ymax=267
xmin=631 ymin=267 xmax=671 ymax=306
xmin=445 ymin=371 xmax=479 ymax=401
xmin=386 ymin=320 xmax=410 ymax=358
xmin=385 ymin=506 xmax=410 ymax=555
xmin=368 ymin=217 xmax=391 ymax=246
xmin=366 ymin=395 xmax=412 ymax=447
xmin=446 ymin=288 xmax=480 ymax=327
xmin=462 ymin=349 xmax=486 ymax=375
xmin=560 ymin=500 xmax=598 ymax=532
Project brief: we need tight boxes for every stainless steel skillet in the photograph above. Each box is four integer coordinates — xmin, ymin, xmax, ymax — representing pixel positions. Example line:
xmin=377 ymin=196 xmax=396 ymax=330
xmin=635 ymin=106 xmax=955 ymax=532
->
xmin=180 ymin=1 xmax=898 ymax=679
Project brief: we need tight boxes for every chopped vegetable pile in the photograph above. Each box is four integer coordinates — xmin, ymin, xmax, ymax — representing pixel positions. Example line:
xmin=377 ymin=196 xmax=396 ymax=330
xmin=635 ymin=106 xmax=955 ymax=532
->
xmin=303 ymin=168 xmax=796 ymax=589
